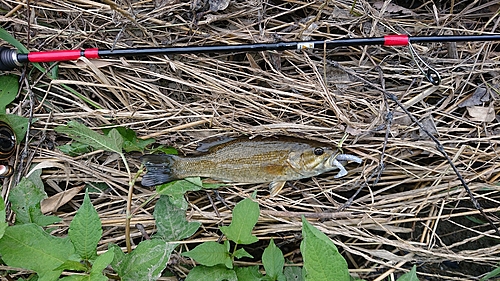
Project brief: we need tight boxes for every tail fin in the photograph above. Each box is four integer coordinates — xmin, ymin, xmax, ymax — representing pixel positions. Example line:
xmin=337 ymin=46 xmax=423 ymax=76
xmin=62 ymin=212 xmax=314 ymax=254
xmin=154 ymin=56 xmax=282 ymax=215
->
xmin=141 ymin=154 xmax=177 ymax=187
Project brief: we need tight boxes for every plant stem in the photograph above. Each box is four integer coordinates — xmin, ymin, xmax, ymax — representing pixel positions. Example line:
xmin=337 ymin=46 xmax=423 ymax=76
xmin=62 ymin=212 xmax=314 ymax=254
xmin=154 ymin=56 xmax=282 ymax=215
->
xmin=231 ymin=242 xmax=239 ymax=264
xmin=121 ymin=152 xmax=134 ymax=253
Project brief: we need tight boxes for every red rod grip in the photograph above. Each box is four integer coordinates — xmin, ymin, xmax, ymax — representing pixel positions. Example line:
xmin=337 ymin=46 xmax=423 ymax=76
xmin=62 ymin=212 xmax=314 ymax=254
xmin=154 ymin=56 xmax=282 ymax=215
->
xmin=384 ymin=34 xmax=409 ymax=46
xmin=27 ymin=48 xmax=100 ymax=63
xmin=84 ymin=48 xmax=100 ymax=59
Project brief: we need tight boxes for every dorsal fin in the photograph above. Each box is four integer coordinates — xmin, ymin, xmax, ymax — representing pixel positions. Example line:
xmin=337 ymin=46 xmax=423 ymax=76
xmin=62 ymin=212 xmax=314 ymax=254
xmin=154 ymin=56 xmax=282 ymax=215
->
xmin=195 ymin=137 xmax=237 ymax=153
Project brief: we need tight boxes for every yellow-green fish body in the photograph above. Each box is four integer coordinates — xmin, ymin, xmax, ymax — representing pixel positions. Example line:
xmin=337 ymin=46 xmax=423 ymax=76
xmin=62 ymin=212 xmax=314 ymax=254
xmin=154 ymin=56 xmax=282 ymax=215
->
xmin=141 ymin=136 xmax=361 ymax=195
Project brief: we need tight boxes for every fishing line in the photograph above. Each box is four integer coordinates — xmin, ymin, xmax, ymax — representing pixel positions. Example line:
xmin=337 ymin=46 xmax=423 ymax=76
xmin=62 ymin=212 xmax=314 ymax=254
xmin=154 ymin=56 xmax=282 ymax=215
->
xmin=317 ymin=54 xmax=500 ymax=238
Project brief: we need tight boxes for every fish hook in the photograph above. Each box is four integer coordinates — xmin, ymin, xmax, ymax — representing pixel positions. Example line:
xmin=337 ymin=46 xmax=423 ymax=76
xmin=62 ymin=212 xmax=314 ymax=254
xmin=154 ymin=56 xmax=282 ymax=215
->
xmin=407 ymin=43 xmax=441 ymax=86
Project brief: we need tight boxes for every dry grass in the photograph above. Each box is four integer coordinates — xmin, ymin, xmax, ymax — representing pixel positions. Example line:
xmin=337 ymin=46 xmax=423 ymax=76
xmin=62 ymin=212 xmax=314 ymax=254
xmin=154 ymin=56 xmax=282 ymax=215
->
xmin=1 ymin=0 xmax=500 ymax=280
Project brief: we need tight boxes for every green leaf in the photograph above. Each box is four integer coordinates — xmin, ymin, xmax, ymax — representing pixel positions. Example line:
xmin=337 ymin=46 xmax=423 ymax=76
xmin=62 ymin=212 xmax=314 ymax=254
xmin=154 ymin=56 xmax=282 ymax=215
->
xmin=27 ymin=168 xmax=44 ymax=190
xmin=108 ymin=128 xmax=124 ymax=151
xmin=0 ymin=75 xmax=19 ymax=114
xmin=481 ymin=264 xmax=500 ymax=281
xmin=262 ymin=239 xmax=285 ymax=281
xmin=235 ymin=265 xmax=263 ymax=281
xmin=103 ymin=127 xmax=155 ymax=153
xmin=69 ymin=190 xmax=102 ymax=261
xmin=284 ymin=266 xmax=303 ymax=281
xmin=0 ymin=27 xmax=29 ymax=53
xmin=397 ymin=265 xmax=419 ymax=281
xmin=233 ymin=248 xmax=253 ymax=259
xmin=183 ymin=241 xmax=233 ymax=269
xmin=109 ymin=243 xmax=125 ymax=263
xmin=111 ymin=239 xmax=175 ymax=281
xmin=185 ymin=265 xmax=237 ymax=281
xmin=201 ymin=182 xmax=225 ymax=189
xmin=54 ymin=260 xmax=88 ymax=271
xmin=85 ymin=182 xmax=109 ymax=193
xmin=58 ymin=142 xmax=91 ymax=156
xmin=9 ymin=177 xmax=61 ymax=226
xmin=0 ymin=195 xmax=8 ymax=239
xmin=465 ymin=215 xmax=486 ymax=225
xmin=220 ymin=198 xmax=259 ymax=245
xmin=55 ymin=121 xmax=123 ymax=153
xmin=153 ymin=195 xmax=200 ymax=241
xmin=50 ymin=63 xmax=59 ymax=79
xmin=300 ymin=217 xmax=350 ymax=281
xmin=88 ymin=250 xmax=114 ymax=280
xmin=59 ymin=273 xmax=109 ymax=281
xmin=0 ymin=113 xmax=30 ymax=144
xmin=149 ymin=145 xmax=178 ymax=154
xmin=157 ymin=177 xmax=203 ymax=195
xmin=0 ymin=223 xmax=76 ymax=281
xmin=156 ymin=178 xmax=204 ymax=209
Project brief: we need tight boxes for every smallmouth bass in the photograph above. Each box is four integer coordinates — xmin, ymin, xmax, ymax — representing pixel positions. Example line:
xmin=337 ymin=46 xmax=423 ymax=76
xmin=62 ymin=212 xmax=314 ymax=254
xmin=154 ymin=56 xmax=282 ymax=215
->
xmin=141 ymin=136 xmax=362 ymax=195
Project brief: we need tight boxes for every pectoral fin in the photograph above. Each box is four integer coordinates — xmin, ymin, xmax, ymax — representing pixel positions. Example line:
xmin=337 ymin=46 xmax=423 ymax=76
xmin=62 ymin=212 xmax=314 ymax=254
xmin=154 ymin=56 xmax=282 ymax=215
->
xmin=269 ymin=181 xmax=286 ymax=196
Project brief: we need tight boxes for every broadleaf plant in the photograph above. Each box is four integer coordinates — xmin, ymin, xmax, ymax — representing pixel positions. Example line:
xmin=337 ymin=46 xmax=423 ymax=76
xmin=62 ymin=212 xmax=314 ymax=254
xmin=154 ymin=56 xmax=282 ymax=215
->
xmin=0 ymin=223 xmax=76 ymax=281
xmin=301 ymin=216 xmax=350 ymax=281
xmin=9 ymin=176 xmax=61 ymax=226
xmin=57 ymin=142 xmax=91 ymax=156
xmin=185 ymin=265 xmax=238 ymax=281
xmin=183 ymin=196 xmax=261 ymax=278
xmin=153 ymin=195 xmax=200 ymax=241
xmin=69 ymin=190 xmax=102 ymax=261
xmin=0 ymin=74 xmax=19 ymax=114
xmin=220 ymin=197 xmax=260 ymax=245
xmin=156 ymin=177 xmax=204 ymax=209
xmin=156 ymin=177 xmax=221 ymax=209
xmin=55 ymin=121 xmax=123 ymax=154
xmin=109 ymin=240 xmax=176 ymax=281
xmin=183 ymin=241 xmax=233 ymax=269
xmin=0 ymin=196 xmax=7 ymax=239
xmin=235 ymin=265 xmax=264 ymax=280
xmin=397 ymin=265 xmax=419 ymax=281
xmin=59 ymin=250 xmax=115 ymax=281
xmin=262 ymin=239 xmax=286 ymax=281
xmin=284 ymin=266 xmax=304 ymax=281
xmin=102 ymin=126 xmax=155 ymax=153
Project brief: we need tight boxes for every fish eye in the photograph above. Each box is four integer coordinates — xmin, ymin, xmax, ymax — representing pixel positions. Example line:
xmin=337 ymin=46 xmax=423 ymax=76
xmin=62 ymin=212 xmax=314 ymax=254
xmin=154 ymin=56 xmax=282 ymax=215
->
xmin=313 ymin=147 xmax=324 ymax=156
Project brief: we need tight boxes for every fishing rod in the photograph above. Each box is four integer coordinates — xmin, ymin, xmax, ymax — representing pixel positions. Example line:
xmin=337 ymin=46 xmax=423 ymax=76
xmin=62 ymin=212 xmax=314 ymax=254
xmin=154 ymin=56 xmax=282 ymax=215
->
xmin=1 ymin=34 xmax=500 ymax=85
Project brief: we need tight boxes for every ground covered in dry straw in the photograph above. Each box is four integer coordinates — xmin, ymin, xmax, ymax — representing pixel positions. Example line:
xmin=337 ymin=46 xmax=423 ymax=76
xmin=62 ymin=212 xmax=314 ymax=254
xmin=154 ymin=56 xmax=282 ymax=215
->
xmin=1 ymin=0 xmax=500 ymax=280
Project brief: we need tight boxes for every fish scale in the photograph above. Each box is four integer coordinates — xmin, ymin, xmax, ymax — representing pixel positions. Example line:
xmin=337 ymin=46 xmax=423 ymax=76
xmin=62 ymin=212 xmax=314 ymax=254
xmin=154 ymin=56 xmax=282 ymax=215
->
xmin=176 ymin=149 xmax=292 ymax=183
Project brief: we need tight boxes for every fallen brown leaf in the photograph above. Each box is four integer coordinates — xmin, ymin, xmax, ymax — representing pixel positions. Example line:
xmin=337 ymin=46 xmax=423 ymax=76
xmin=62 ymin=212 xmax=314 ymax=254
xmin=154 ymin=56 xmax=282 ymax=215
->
xmin=41 ymin=185 xmax=85 ymax=214
xmin=466 ymin=105 xmax=496 ymax=123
